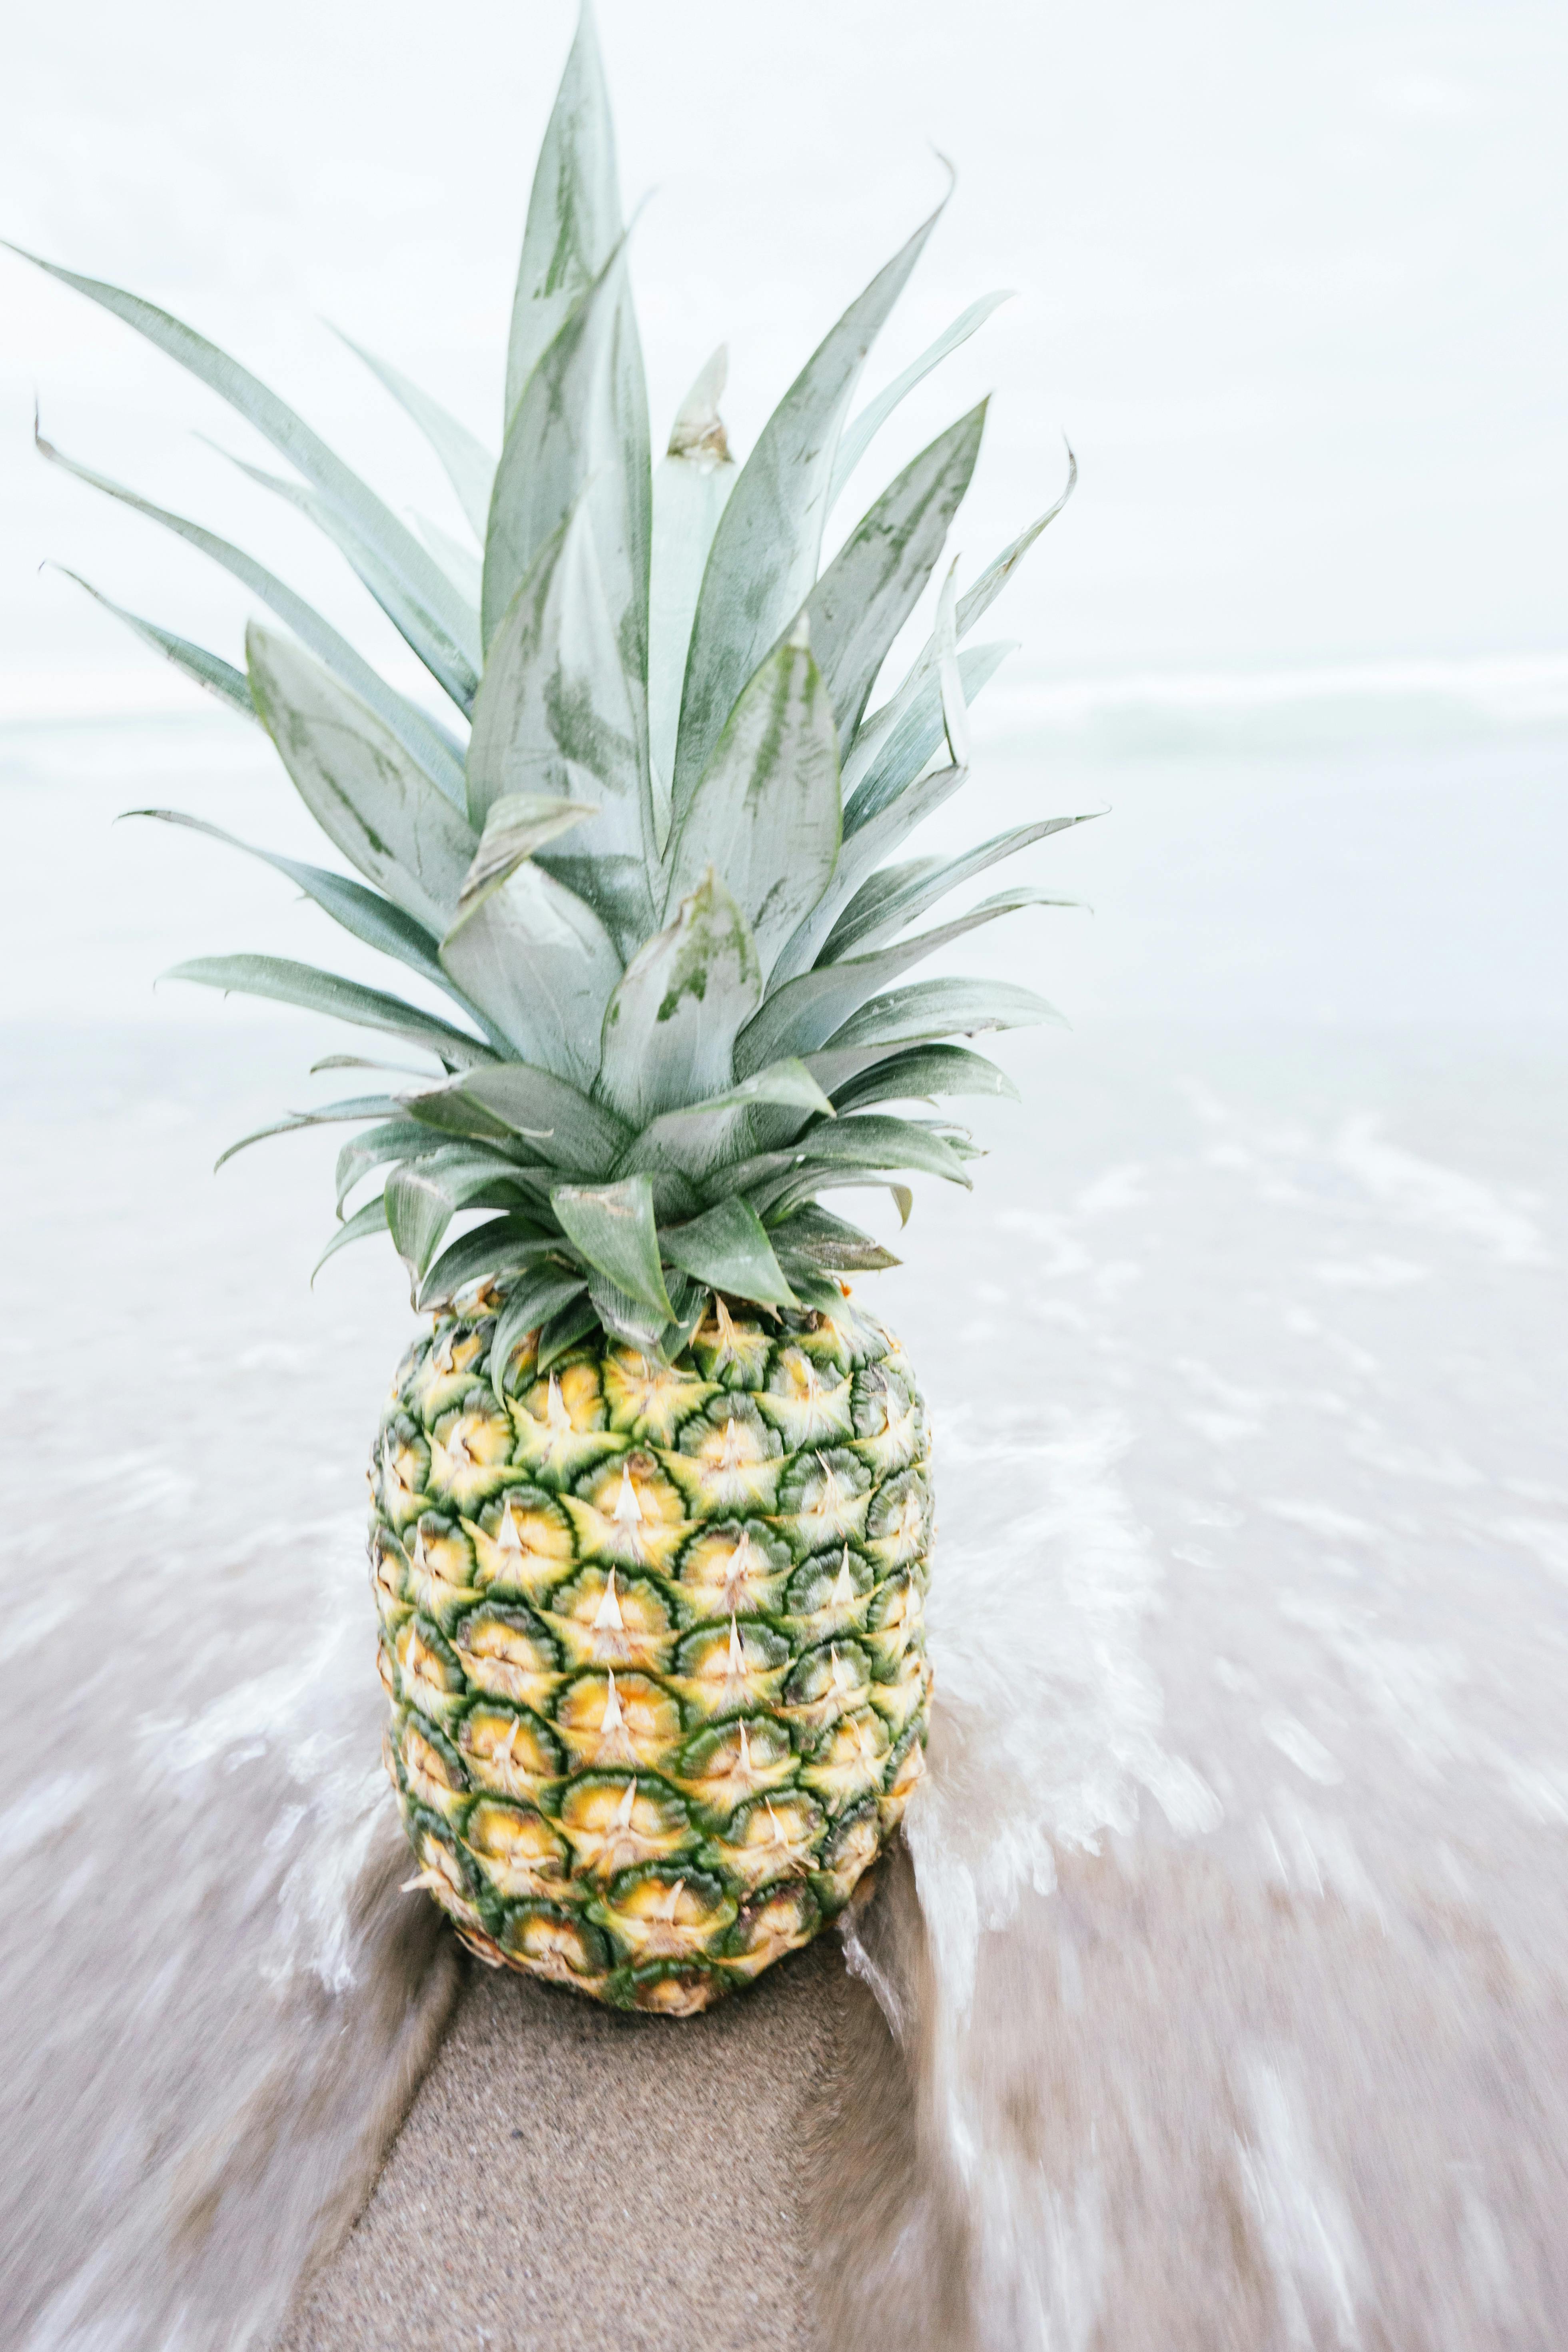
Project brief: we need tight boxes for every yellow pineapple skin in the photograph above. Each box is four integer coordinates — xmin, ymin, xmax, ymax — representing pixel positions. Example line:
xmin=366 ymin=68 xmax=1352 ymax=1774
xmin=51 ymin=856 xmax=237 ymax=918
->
xmin=372 ymin=1287 xmax=932 ymax=2014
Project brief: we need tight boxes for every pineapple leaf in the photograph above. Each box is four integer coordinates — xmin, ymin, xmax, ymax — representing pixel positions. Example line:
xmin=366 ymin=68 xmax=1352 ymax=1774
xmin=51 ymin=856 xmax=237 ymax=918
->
xmin=829 ymin=291 xmax=1011 ymax=509
xmin=648 ymin=348 xmax=736 ymax=848
xmin=129 ymin=809 xmax=485 ymax=1012
xmin=806 ymin=403 xmax=986 ymax=752
xmin=411 ymin=1064 xmax=629 ymax=1172
xmin=842 ymin=641 xmax=1011 ymax=834
xmin=415 ymin=513 xmax=483 ymax=605
xmin=246 ymin=625 xmax=477 ymax=936
xmin=336 ymin=331 xmax=495 ymax=541
xmin=490 ymin=1265 xmax=594 ymax=1396
xmin=738 ymin=893 xmax=1055 ymax=1074
xmin=586 ymin=1272 xmax=671 ymax=1352
xmin=438 ymin=860 xmax=622 ymax=1088
xmin=672 ymin=196 xmax=946 ymax=821
xmin=505 ymin=0 xmax=622 ymax=427
xmin=311 ymin=1193 xmax=387 ymax=1283
xmin=666 ymin=620 xmax=841 ymax=983
xmin=703 ymin=1111 xmax=972 ymax=1215
xmin=827 ymin=1043 xmax=1020 ymax=1113
xmin=537 ymin=1289 xmax=600 ymax=1373
xmin=419 ymin=1216 xmax=565 ymax=1309
xmin=386 ymin=1145 xmax=534 ymax=1287
xmin=660 ymin=1196 xmax=798 ymax=1308
xmin=843 ymin=452 xmax=1076 ymax=804
xmin=12 ymin=248 xmax=482 ymax=700
xmin=816 ymin=976 xmax=1062 ymax=1063
xmin=36 ymin=426 xmax=467 ymax=796
xmin=217 ymin=447 xmax=480 ymax=712
xmin=485 ymin=247 xmax=650 ymax=693
xmin=551 ymin=1173 xmax=673 ymax=1320
xmin=750 ymin=1113 xmax=975 ymax=1219
xmin=336 ymin=1119 xmax=446 ymax=1213
xmin=768 ymin=1205 xmax=895 ymax=1269
xmin=768 ymin=1201 xmax=902 ymax=1273
xmin=469 ymin=503 xmax=654 ymax=950
xmin=822 ymin=816 xmax=1096 ymax=962
xmin=769 ymin=760 xmax=968 ymax=989
xmin=620 ymin=1059 xmax=834 ymax=1181
xmin=458 ymin=793 xmax=595 ymax=914
xmin=596 ymin=870 xmax=761 ymax=1129
xmin=167 ymin=954 xmax=495 ymax=1067
xmin=50 ymin=568 xmax=254 ymax=720
xmin=215 ymin=1096 xmax=408 ymax=1173
xmin=934 ymin=558 xmax=970 ymax=769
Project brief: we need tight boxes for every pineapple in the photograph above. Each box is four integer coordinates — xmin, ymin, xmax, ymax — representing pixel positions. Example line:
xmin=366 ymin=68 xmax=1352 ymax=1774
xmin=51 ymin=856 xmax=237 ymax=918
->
xmin=22 ymin=4 xmax=1085 ymax=2013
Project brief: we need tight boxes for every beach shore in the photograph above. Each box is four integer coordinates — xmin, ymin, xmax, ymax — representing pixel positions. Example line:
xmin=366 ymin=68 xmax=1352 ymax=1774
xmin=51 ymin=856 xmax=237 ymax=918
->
xmin=279 ymin=1919 xmax=893 ymax=2351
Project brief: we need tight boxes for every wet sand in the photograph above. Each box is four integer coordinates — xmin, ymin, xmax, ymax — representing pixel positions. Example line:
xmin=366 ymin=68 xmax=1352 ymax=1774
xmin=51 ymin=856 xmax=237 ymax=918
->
xmin=280 ymin=1924 xmax=897 ymax=2352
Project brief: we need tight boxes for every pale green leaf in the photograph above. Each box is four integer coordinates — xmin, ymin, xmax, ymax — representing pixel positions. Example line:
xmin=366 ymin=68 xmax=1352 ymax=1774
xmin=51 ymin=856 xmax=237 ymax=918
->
xmin=53 ymin=569 xmax=254 ymax=720
xmin=335 ymin=1119 xmax=443 ymax=1213
xmin=537 ymin=1290 xmax=600 ymax=1372
xmin=419 ymin=1216 xmax=565 ymax=1308
xmin=767 ymin=760 xmax=968 ymax=990
xmin=596 ymin=870 xmax=761 ymax=1129
xmin=457 ymin=793 xmax=594 ymax=916
xmin=648 ymin=347 xmax=736 ymax=850
xmin=842 ymin=450 xmax=1076 ymax=804
xmin=551 ymin=1174 xmax=673 ymax=1319
xmin=415 ymin=513 xmax=483 ymax=605
xmin=738 ymin=895 xmax=1052 ymax=1075
xmin=672 ymin=197 xmax=946 ymax=820
xmin=829 ymin=291 xmax=1011 ymax=508
xmin=12 ymin=249 xmax=483 ymax=705
xmin=816 ymin=977 xmax=1062 ymax=1067
xmin=843 ymin=641 xmax=1011 ymax=833
xmin=338 ymin=331 xmax=496 ymax=541
xmin=468 ymin=503 xmax=653 ymax=950
xmin=387 ymin=1145 xmax=532 ymax=1287
xmin=218 ymin=448 xmax=480 ymax=712
xmin=822 ymin=816 xmax=1096 ymax=961
xmin=489 ymin=1264 xmax=594 ymax=1398
xmin=806 ymin=403 xmax=985 ymax=751
xmin=827 ymin=1043 xmax=1020 ymax=1113
xmin=38 ymin=426 xmax=467 ymax=794
xmin=934 ymin=557 xmax=970 ymax=769
xmin=666 ymin=620 xmax=841 ymax=983
xmin=246 ymin=625 xmax=477 ymax=936
xmin=484 ymin=248 xmax=650 ymax=697
xmin=215 ymin=1095 xmax=407 ymax=1172
xmin=167 ymin=954 xmax=495 ymax=1066
xmin=660 ymin=1196 xmax=798 ymax=1308
xmin=411 ymin=1064 xmax=630 ymax=1172
xmin=438 ymin=860 xmax=621 ymax=1087
xmin=620 ymin=1058 xmax=834 ymax=1181
xmin=129 ymin=808 xmax=489 ymax=1014
xmin=587 ymin=1272 xmax=670 ymax=1353
xmin=505 ymin=2 xmax=622 ymax=425
xmin=312 ymin=1194 xmax=387 ymax=1283
xmin=768 ymin=1201 xmax=901 ymax=1273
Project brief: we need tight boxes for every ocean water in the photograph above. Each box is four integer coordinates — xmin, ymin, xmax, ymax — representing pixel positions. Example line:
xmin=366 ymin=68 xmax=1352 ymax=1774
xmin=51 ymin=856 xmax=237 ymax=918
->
xmin=1 ymin=694 xmax=1565 ymax=2346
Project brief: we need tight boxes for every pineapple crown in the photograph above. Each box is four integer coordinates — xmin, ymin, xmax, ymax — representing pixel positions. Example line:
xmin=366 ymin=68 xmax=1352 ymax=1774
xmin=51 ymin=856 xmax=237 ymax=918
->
xmin=18 ymin=3 xmax=1089 ymax=1374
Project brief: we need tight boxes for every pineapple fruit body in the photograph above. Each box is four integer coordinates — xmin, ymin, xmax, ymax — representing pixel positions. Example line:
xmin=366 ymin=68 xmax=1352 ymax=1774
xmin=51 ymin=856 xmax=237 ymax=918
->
xmin=375 ymin=1286 xmax=931 ymax=2014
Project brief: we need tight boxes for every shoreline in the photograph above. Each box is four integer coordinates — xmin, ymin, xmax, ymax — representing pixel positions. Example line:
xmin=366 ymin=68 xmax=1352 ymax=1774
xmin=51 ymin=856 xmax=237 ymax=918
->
xmin=279 ymin=1916 xmax=897 ymax=2350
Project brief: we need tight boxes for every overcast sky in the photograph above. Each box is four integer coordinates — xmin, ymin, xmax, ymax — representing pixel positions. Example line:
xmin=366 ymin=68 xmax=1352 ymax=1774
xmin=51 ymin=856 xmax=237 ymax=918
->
xmin=2 ymin=0 xmax=1565 ymax=722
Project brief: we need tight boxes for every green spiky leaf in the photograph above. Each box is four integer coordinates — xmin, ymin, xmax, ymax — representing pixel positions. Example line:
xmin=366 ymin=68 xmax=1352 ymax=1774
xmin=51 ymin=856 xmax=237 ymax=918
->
xmin=660 ymin=1195 xmax=798 ymax=1308
xmin=666 ymin=620 xmax=841 ymax=984
xmin=551 ymin=1173 xmax=673 ymax=1320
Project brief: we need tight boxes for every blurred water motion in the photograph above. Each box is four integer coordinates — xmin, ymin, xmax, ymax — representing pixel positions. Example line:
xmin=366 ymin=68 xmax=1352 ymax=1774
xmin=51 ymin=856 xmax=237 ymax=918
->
xmin=2 ymin=704 xmax=1567 ymax=2346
